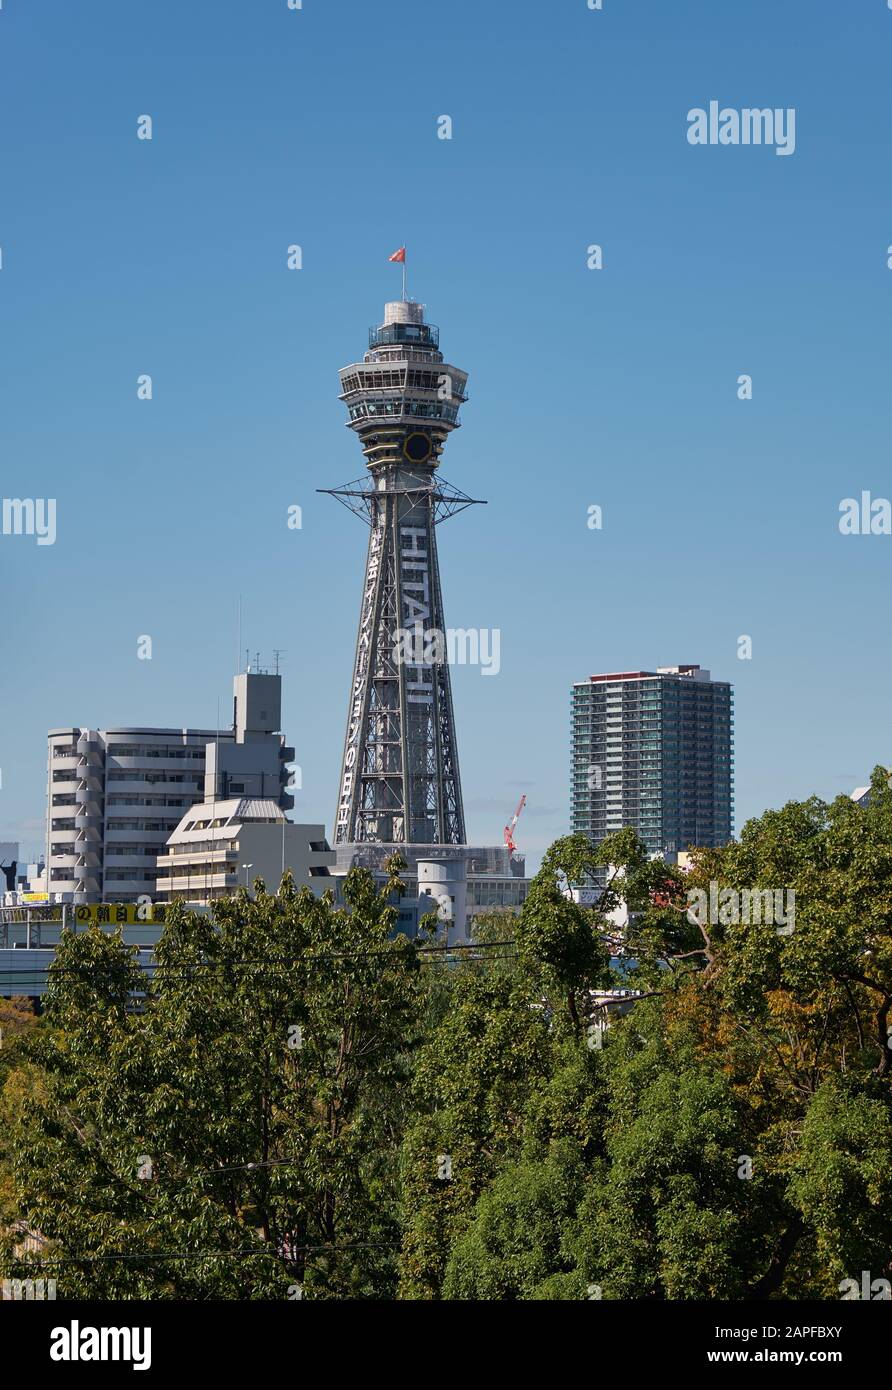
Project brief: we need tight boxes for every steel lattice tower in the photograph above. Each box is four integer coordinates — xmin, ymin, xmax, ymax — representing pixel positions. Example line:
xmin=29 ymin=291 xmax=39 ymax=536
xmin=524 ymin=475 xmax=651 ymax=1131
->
xmin=322 ymin=298 xmax=484 ymax=849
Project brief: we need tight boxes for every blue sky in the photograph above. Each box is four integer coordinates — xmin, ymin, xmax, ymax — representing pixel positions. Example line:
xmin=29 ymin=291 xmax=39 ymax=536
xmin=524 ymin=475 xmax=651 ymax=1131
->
xmin=1 ymin=0 xmax=890 ymax=868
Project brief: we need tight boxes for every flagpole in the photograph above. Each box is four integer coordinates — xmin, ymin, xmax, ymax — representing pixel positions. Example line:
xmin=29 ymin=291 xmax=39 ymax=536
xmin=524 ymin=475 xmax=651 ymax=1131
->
xmin=402 ymin=249 xmax=407 ymax=302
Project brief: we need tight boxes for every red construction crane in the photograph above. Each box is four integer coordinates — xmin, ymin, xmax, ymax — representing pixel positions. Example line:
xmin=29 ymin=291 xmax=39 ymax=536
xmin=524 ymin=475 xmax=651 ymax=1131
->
xmin=504 ymin=795 xmax=527 ymax=855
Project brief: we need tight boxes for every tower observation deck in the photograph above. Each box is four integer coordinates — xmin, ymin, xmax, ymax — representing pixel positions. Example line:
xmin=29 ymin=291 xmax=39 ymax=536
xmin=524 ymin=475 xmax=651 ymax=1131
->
xmin=322 ymin=298 xmax=484 ymax=849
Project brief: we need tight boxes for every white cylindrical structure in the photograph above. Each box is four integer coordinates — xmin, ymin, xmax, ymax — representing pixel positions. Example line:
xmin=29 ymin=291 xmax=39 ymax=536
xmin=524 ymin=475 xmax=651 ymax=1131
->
xmin=383 ymin=300 xmax=425 ymax=326
xmin=417 ymin=854 xmax=468 ymax=946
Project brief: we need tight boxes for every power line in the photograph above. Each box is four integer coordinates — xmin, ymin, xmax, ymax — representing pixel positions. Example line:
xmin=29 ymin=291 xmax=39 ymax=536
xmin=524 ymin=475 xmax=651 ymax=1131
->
xmin=0 ymin=938 xmax=520 ymax=979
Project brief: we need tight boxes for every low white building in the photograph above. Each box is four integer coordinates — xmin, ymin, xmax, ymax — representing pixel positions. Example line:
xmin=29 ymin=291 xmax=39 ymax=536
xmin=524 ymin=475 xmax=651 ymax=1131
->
xmin=156 ymin=798 xmax=334 ymax=903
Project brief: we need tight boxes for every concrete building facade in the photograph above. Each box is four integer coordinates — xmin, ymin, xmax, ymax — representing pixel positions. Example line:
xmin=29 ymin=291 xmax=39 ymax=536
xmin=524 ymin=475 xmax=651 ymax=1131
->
xmin=44 ymin=670 xmax=296 ymax=904
xmin=156 ymin=799 xmax=334 ymax=903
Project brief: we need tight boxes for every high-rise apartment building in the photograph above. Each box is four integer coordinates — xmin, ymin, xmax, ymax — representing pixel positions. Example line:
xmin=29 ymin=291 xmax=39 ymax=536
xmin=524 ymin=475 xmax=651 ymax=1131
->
xmin=571 ymin=665 xmax=733 ymax=857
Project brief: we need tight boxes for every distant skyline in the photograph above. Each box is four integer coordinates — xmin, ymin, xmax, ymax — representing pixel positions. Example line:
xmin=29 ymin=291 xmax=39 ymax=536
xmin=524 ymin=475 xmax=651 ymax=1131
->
xmin=2 ymin=0 xmax=891 ymax=872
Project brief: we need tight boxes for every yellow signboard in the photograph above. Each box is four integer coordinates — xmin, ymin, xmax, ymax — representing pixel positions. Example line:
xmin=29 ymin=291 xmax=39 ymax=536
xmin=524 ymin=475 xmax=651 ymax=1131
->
xmin=74 ymin=904 xmax=166 ymax=927
xmin=22 ymin=893 xmax=50 ymax=903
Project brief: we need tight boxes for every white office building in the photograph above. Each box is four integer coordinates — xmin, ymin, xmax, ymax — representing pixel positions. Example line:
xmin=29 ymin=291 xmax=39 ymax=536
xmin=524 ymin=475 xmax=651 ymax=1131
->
xmin=156 ymin=799 xmax=334 ymax=903
xmin=44 ymin=670 xmax=298 ymax=904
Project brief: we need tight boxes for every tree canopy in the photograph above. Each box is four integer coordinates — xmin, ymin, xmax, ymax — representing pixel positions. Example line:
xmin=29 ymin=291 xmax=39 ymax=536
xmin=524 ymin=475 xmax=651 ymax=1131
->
xmin=3 ymin=773 xmax=892 ymax=1299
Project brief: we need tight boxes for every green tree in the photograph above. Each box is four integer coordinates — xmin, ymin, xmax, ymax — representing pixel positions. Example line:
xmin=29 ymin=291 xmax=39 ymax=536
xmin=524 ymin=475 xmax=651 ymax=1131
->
xmin=6 ymin=786 xmax=892 ymax=1302
xmin=3 ymin=862 xmax=424 ymax=1299
xmin=0 ymin=996 xmax=39 ymax=1241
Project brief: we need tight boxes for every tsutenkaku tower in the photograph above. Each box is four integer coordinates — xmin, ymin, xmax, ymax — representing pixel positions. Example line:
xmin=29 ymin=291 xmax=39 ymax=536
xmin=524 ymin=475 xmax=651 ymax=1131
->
xmin=322 ymin=297 xmax=484 ymax=848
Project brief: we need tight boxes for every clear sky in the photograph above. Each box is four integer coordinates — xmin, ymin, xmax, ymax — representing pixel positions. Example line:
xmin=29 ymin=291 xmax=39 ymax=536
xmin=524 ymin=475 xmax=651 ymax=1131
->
xmin=1 ymin=0 xmax=890 ymax=869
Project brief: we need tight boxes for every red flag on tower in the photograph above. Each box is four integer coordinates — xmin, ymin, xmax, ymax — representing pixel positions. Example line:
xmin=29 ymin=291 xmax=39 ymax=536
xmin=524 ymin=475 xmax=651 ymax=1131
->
xmin=389 ymin=246 xmax=408 ymax=298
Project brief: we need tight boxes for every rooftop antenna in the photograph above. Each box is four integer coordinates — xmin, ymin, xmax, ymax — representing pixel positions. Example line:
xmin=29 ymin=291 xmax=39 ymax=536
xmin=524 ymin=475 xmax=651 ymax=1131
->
xmin=207 ymin=695 xmax=221 ymax=904
xmin=236 ymin=595 xmax=242 ymax=677
xmin=273 ymin=649 xmax=284 ymax=676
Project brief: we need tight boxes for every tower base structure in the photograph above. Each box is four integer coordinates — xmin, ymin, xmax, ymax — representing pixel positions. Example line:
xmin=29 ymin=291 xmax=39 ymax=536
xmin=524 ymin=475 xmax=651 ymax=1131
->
xmin=330 ymin=841 xmax=527 ymax=944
